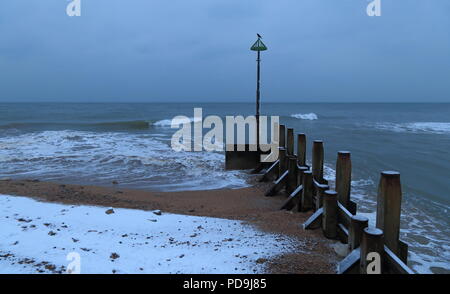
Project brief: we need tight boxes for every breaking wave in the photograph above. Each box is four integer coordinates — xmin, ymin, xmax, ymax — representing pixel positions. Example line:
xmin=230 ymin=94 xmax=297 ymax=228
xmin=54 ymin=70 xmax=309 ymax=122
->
xmin=153 ymin=117 xmax=203 ymax=127
xmin=290 ymin=113 xmax=318 ymax=120
xmin=0 ymin=130 xmax=249 ymax=191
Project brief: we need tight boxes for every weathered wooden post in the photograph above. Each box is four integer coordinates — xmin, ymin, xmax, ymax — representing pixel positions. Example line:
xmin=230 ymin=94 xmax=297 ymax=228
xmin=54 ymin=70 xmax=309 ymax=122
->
xmin=360 ymin=227 xmax=384 ymax=274
xmin=312 ymin=140 xmax=324 ymax=182
xmin=376 ymin=171 xmax=402 ymax=257
xmin=286 ymin=156 xmax=298 ymax=194
xmin=297 ymin=165 xmax=308 ymax=189
xmin=336 ymin=151 xmax=352 ymax=209
xmin=297 ymin=133 xmax=306 ymax=166
xmin=322 ymin=190 xmax=338 ymax=238
xmin=300 ymin=171 xmax=313 ymax=212
xmin=348 ymin=215 xmax=369 ymax=251
xmin=278 ymin=148 xmax=287 ymax=176
xmin=286 ymin=128 xmax=294 ymax=156
xmin=279 ymin=124 xmax=286 ymax=149
xmin=315 ymin=184 xmax=329 ymax=210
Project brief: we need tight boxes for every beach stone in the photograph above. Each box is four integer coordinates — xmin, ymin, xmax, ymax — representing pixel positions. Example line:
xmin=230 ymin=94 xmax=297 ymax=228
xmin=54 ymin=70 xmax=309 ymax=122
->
xmin=110 ymin=253 xmax=120 ymax=260
xmin=153 ymin=210 xmax=162 ymax=216
xmin=256 ymin=258 xmax=267 ymax=264
xmin=105 ymin=208 xmax=115 ymax=215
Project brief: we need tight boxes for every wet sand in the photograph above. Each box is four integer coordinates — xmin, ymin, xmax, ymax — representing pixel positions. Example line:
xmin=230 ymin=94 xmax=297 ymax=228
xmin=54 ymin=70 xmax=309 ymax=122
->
xmin=0 ymin=178 xmax=338 ymax=274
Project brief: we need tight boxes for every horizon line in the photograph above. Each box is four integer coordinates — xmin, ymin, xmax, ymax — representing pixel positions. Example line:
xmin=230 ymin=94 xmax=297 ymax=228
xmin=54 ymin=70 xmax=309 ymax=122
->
xmin=0 ymin=101 xmax=449 ymax=104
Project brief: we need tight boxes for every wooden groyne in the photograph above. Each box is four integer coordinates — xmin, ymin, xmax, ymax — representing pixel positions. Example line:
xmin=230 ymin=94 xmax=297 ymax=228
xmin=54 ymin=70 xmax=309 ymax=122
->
xmin=258 ymin=124 xmax=414 ymax=274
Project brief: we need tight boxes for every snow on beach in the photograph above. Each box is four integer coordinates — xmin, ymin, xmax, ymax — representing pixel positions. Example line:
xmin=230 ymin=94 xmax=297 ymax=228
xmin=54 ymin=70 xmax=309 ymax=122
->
xmin=0 ymin=194 xmax=296 ymax=274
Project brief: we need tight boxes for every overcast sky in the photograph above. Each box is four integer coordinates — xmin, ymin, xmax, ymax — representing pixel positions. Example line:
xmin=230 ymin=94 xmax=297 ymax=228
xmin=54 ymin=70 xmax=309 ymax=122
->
xmin=0 ymin=0 xmax=449 ymax=102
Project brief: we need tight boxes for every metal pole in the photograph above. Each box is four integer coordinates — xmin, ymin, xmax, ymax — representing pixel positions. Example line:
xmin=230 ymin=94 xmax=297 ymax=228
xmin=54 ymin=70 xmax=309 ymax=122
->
xmin=256 ymin=49 xmax=261 ymax=149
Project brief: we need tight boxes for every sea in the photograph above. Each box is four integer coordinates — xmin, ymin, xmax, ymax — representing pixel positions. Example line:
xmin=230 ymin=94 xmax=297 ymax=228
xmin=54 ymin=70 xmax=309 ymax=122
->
xmin=0 ymin=102 xmax=448 ymax=274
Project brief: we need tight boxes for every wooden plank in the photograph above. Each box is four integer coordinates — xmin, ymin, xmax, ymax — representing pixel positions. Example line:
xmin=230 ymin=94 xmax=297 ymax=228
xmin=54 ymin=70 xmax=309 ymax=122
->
xmin=265 ymin=170 xmax=288 ymax=196
xmin=259 ymin=159 xmax=279 ymax=182
xmin=338 ymin=248 xmax=361 ymax=274
xmin=251 ymin=161 xmax=269 ymax=174
xmin=337 ymin=223 xmax=349 ymax=243
xmin=398 ymin=240 xmax=409 ymax=264
xmin=303 ymin=207 xmax=323 ymax=230
xmin=338 ymin=202 xmax=353 ymax=229
xmin=280 ymin=185 xmax=303 ymax=210
xmin=384 ymin=246 xmax=414 ymax=274
xmin=313 ymin=179 xmax=329 ymax=210
xmin=313 ymin=178 xmax=329 ymax=190
xmin=348 ymin=200 xmax=357 ymax=215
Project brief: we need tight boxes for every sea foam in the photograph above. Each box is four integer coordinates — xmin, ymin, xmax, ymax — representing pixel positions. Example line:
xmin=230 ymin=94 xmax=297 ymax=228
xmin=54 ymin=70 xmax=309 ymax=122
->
xmin=375 ymin=122 xmax=450 ymax=135
xmin=153 ymin=117 xmax=202 ymax=127
xmin=290 ymin=113 xmax=318 ymax=120
xmin=0 ymin=130 xmax=248 ymax=191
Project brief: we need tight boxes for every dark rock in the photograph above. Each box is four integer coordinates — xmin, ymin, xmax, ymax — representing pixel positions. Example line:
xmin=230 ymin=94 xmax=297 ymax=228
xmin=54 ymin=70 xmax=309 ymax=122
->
xmin=256 ymin=258 xmax=267 ymax=264
xmin=105 ymin=209 xmax=114 ymax=215
xmin=110 ymin=253 xmax=120 ymax=260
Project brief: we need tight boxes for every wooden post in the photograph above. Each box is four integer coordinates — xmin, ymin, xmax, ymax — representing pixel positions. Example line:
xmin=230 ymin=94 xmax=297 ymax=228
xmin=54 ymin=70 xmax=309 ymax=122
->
xmin=278 ymin=148 xmax=287 ymax=177
xmin=348 ymin=214 xmax=369 ymax=251
xmin=286 ymin=156 xmax=298 ymax=195
xmin=297 ymin=133 xmax=306 ymax=166
xmin=336 ymin=151 xmax=351 ymax=209
xmin=312 ymin=140 xmax=324 ymax=182
xmin=300 ymin=171 xmax=313 ymax=212
xmin=279 ymin=124 xmax=286 ymax=149
xmin=360 ymin=227 xmax=384 ymax=274
xmin=322 ymin=190 xmax=338 ymax=238
xmin=297 ymin=166 xmax=308 ymax=189
xmin=376 ymin=171 xmax=402 ymax=256
xmin=315 ymin=184 xmax=329 ymax=210
xmin=286 ymin=128 xmax=294 ymax=156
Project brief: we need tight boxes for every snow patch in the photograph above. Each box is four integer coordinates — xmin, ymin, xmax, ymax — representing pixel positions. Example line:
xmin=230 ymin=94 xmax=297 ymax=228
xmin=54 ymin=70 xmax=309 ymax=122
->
xmin=0 ymin=194 xmax=296 ymax=274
